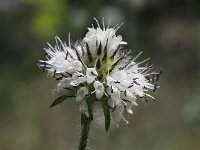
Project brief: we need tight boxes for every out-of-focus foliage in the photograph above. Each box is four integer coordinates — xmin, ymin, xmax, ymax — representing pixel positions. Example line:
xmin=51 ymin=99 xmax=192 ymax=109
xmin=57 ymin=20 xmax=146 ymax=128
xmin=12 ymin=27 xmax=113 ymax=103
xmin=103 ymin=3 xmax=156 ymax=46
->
xmin=0 ymin=0 xmax=200 ymax=150
xmin=23 ymin=0 xmax=67 ymax=36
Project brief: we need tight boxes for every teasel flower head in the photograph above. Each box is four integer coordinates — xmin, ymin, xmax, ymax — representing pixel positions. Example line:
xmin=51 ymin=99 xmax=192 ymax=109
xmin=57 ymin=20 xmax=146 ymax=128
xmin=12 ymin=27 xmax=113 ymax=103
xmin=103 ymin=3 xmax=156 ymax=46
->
xmin=38 ymin=18 xmax=161 ymax=130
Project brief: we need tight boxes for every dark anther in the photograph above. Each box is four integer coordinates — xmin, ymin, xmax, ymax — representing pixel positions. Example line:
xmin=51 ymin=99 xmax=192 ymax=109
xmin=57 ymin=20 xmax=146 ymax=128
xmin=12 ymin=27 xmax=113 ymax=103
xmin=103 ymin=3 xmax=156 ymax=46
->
xmin=114 ymin=81 xmax=120 ymax=84
xmin=133 ymin=80 xmax=140 ymax=86
xmin=91 ymin=71 xmax=97 ymax=76
xmin=133 ymin=78 xmax=139 ymax=80
xmin=65 ymin=72 xmax=72 ymax=77
xmin=128 ymin=84 xmax=133 ymax=88
xmin=78 ymin=74 xmax=84 ymax=77
xmin=122 ymin=99 xmax=131 ymax=104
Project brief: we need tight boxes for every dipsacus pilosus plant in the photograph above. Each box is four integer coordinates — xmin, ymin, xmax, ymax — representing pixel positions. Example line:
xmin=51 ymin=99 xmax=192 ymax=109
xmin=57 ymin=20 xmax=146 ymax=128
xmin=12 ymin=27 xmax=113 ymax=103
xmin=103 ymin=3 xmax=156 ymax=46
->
xmin=38 ymin=18 xmax=161 ymax=150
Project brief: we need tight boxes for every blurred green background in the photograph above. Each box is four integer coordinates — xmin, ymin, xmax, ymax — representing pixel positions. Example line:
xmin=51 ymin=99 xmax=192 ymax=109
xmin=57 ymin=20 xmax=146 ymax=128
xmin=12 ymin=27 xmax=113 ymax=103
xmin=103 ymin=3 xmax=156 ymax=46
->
xmin=0 ymin=0 xmax=200 ymax=150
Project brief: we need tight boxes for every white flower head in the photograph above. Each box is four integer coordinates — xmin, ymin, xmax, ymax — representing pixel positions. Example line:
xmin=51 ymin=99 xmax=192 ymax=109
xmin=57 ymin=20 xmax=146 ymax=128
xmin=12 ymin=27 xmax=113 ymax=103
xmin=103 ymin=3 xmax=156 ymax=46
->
xmin=38 ymin=18 xmax=161 ymax=130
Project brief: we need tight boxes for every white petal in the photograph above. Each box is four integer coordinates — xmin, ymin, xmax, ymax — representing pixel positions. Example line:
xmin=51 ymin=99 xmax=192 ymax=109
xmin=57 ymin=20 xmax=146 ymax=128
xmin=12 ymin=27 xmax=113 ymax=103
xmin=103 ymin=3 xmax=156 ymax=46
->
xmin=86 ymin=76 xmax=95 ymax=84
xmin=68 ymin=60 xmax=83 ymax=73
xmin=86 ymin=68 xmax=98 ymax=84
xmin=133 ymin=101 xmax=138 ymax=106
xmin=93 ymin=81 xmax=104 ymax=99
xmin=112 ymin=108 xmax=129 ymax=126
xmin=70 ymin=80 xmax=79 ymax=86
xmin=126 ymin=108 xmax=133 ymax=114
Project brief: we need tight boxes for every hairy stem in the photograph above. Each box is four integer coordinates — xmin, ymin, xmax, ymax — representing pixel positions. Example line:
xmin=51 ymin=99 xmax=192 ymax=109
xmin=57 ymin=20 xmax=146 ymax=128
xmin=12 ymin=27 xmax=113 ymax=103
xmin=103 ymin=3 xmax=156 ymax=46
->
xmin=78 ymin=114 xmax=91 ymax=150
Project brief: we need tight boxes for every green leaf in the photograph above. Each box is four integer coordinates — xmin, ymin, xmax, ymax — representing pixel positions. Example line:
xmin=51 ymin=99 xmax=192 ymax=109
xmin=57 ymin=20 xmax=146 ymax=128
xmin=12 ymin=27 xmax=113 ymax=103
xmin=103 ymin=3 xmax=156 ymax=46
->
xmin=50 ymin=95 xmax=75 ymax=108
xmin=81 ymin=113 xmax=86 ymax=126
xmin=79 ymin=113 xmax=91 ymax=150
xmin=100 ymin=98 xmax=111 ymax=132
xmin=85 ymin=97 xmax=94 ymax=120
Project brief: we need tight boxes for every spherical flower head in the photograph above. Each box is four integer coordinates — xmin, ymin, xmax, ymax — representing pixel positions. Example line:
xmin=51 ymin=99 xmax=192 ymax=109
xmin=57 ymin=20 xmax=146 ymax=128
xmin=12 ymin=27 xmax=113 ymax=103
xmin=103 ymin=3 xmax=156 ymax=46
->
xmin=38 ymin=18 xmax=161 ymax=130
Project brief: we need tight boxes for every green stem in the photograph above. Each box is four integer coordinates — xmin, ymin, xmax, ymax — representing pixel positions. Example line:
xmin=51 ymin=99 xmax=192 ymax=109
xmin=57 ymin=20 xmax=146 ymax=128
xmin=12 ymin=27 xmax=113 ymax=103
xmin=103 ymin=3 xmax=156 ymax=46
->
xmin=78 ymin=114 xmax=91 ymax=150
